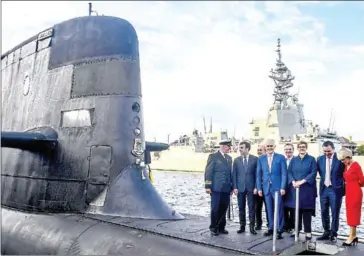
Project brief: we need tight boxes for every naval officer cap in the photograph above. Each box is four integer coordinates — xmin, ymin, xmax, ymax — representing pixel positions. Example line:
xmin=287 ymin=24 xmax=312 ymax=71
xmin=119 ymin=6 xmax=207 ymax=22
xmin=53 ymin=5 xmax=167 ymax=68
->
xmin=219 ymin=139 xmax=232 ymax=146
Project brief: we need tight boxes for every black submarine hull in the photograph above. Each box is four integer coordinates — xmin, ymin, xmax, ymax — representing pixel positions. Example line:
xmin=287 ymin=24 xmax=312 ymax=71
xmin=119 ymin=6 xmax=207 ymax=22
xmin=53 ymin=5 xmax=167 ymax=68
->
xmin=1 ymin=207 xmax=242 ymax=256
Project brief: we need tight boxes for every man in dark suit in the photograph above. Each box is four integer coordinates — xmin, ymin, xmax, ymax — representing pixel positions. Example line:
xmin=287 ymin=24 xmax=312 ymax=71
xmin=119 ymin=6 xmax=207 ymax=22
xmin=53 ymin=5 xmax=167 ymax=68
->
xmin=283 ymin=143 xmax=295 ymax=235
xmin=316 ymin=140 xmax=345 ymax=242
xmin=204 ymin=139 xmax=233 ymax=236
xmin=256 ymin=139 xmax=287 ymax=239
xmin=233 ymin=141 xmax=258 ymax=235
xmin=255 ymin=143 xmax=269 ymax=230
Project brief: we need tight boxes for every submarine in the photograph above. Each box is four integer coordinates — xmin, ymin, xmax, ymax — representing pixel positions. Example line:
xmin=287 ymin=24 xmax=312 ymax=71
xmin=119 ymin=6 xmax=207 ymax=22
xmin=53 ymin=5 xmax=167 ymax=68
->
xmin=2 ymin=3 xmax=363 ymax=256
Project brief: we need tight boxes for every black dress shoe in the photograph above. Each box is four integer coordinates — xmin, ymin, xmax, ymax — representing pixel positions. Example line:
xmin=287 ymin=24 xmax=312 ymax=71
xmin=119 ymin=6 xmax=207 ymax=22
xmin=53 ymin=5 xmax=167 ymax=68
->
xmin=219 ymin=229 xmax=229 ymax=234
xmin=264 ymin=229 xmax=273 ymax=236
xmin=250 ymin=225 xmax=257 ymax=235
xmin=237 ymin=227 xmax=245 ymax=234
xmin=210 ymin=229 xmax=219 ymax=236
xmin=255 ymin=225 xmax=262 ymax=231
xmin=316 ymin=233 xmax=330 ymax=241
xmin=277 ymin=232 xmax=283 ymax=240
xmin=330 ymin=235 xmax=337 ymax=242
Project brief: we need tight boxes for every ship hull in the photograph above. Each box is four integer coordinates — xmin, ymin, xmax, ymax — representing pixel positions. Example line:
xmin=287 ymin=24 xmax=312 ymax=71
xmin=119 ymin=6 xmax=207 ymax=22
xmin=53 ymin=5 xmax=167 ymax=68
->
xmin=151 ymin=144 xmax=364 ymax=172
xmin=3 ymin=206 xmax=362 ymax=255
xmin=1 ymin=207 xmax=241 ymax=255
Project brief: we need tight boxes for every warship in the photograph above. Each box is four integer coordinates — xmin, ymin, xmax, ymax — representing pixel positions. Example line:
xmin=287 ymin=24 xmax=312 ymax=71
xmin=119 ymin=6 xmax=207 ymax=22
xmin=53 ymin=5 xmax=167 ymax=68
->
xmin=1 ymin=3 xmax=363 ymax=255
xmin=151 ymin=39 xmax=364 ymax=172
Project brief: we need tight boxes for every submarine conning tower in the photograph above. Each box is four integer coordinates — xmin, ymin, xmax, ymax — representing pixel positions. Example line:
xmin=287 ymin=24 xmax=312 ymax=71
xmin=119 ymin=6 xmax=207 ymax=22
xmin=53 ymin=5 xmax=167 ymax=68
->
xmin=1 ymin=15 xmax=183 ymax=220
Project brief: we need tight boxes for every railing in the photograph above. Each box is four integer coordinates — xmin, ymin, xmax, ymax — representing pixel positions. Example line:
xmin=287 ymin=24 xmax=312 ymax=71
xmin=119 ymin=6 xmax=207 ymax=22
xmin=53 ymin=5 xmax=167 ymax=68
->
xmin=227 ymin=199 xmax=233 ymax=220
xmin=273 ymin=191 xmax=278 ymax=252
xmin=295 ymin=187 xmax=300 ymax=242
xmin=228 ymin=190 xmax=289 ymax=252
xmin=226 ymin=187 xmax=364 ymax=241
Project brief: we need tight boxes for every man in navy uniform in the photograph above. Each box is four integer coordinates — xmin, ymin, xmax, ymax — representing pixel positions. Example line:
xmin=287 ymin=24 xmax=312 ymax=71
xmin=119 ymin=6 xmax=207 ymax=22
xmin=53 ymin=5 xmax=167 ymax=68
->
xmin=204 ymin=139 xmax=233 ymax=236
xmin=233 ymin=141 xmax=258 ymax=235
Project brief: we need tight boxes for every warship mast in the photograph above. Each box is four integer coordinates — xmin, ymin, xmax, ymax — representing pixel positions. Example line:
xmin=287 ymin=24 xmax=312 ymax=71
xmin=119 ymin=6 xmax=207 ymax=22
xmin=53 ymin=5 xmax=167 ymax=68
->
xmin=258 ymin=38 xmax=308 ymax=142
xmin=268 ymin=38 xmax=296 ymax=108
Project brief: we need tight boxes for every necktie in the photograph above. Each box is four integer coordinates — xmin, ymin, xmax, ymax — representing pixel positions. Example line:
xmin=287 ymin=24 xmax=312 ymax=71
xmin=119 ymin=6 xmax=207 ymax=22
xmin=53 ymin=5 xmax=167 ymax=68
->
xmin=243 ymin=156 xmax=248 ymax=169
xmin=224 ymin=154 xmax=228 ymax=164
xmin=268 ymin=155 xmax=272 ymax=172
xmin=324 ymin=156 xmax=331 ymax=187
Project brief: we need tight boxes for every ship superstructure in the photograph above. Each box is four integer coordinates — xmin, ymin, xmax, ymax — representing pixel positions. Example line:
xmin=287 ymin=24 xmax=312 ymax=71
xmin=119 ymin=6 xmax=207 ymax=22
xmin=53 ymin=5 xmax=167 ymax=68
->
xmin=250 ymin=39 xmax=306 ymax=143
xmin=249 ymin=39 xmax=342 ymax=156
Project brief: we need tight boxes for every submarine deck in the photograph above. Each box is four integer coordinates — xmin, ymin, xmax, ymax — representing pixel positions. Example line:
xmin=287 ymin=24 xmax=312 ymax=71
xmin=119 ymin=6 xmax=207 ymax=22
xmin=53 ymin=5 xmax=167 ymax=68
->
xmin=3 ymin=207 xmax=364 ymax=255
xmin=83 ymin=213 xmax=364 ymax=255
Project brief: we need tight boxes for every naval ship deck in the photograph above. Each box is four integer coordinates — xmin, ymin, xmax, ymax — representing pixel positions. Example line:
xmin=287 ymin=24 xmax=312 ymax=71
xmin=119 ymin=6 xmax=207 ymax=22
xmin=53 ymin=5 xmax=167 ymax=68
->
xmin=84 ymin=213 xmax=364 ymax=255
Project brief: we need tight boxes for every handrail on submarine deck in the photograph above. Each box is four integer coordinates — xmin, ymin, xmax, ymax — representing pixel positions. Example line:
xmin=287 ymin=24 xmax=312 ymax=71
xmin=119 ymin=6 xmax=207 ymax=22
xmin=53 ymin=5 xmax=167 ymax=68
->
xmin=226 ymin=187 xmax=364 ymax=241
xmin=295 ymin=187 xmax=300 ymax=242
xmin=228 ymin=187 xmax=301 ymax=251
xmin=272 ymin=191 xmax=278 ymax=252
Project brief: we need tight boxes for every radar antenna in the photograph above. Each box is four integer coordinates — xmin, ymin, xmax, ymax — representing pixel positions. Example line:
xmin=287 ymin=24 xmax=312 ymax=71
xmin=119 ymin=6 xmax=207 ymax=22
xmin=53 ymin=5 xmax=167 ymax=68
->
xmin=292 ymin=86 xmax=300 ymax=103
xmin=268 ymin=38 xmax=296 ymax=107
xmin=88 ymin=2 xmax=99 ymax=16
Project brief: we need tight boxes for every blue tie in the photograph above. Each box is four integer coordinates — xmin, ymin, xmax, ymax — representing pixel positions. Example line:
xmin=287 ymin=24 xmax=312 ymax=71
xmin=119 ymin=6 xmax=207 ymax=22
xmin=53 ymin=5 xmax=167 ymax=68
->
xmin=243 ymin=156 xmax=248 ymax=169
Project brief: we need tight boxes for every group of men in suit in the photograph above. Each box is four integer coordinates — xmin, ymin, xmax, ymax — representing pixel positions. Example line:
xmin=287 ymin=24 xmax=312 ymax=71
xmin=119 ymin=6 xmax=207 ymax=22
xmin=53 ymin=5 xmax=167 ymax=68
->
xmin=204 ymin=138 xmax=345 ymax=242
xmin=204 ymin=139 xmax=269 ymax=236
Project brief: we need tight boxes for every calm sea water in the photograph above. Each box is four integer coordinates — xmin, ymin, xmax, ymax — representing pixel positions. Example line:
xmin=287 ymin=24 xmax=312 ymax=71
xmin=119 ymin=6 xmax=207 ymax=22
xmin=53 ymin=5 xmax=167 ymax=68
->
xmin=153 ymin=171 xmax=364 ymax=238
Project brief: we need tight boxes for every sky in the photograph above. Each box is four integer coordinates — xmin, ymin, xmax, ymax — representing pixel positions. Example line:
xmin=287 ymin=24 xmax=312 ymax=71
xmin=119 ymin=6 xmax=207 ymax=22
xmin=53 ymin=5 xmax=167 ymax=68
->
xmin=2 ymin=1 xmax=364 ymax=142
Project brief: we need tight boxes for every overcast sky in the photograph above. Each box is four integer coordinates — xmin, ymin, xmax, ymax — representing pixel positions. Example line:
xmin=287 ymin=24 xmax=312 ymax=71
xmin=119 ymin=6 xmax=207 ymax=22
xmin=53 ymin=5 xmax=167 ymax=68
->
xmin=2 ymin=1 xmax=364 ymax=142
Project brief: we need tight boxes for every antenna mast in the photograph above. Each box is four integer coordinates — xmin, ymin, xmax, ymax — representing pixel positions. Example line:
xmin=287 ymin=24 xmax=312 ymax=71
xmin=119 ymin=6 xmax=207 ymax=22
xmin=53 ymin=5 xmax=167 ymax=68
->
xmin=329 ymin=110 xmax=336 ymax=132
xmin=203 ymin=116 xmax=206 ymax=134
xmin=268 ymin=38 xmax=296 ymax=107
xmin=88 ymin=2 xmax=99 ymax=16
xmin=209 ymin=117 xmax=212 ymax=133
xmin=331 ymin=115 xmax=336 ymax=132
xmin=328 ymin=109 xmax=333 ymax=132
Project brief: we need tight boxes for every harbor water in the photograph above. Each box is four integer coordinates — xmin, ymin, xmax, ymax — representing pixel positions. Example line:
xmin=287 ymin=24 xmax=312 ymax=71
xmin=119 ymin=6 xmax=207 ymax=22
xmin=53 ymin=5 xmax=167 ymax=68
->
xmin=153 ymin=170 xmax=364 ymax=238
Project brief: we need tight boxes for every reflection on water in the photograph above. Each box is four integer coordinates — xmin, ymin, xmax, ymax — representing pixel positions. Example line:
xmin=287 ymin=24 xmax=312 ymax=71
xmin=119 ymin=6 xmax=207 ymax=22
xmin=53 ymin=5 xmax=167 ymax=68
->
xmin=153 ymin=171 xmax=364 ymax=238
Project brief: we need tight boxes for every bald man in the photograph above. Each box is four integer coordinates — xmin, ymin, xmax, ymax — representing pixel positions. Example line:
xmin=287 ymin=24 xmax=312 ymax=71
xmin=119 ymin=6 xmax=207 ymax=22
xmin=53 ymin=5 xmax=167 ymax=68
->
xmin=255 ymin=143 xmax=269 ymax=230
